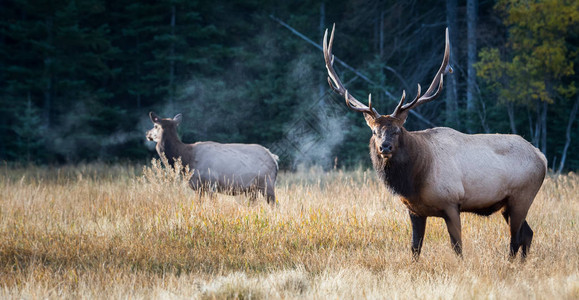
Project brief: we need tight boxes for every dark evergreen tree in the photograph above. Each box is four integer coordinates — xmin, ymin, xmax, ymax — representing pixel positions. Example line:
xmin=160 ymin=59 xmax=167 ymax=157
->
xmin=0 ymin=0 xmax=576 ymax=170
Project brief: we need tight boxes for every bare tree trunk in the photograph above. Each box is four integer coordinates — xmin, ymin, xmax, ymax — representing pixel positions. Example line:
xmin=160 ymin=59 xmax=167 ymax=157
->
xmin=43 ymin=77 xmax=52 ymax=128
xmin=507 ymin=102 xmax=517 ymax=134
xmin=528 ymin=101 xmax=541 ymax=148
xmin=379 ymin=11 xmax=384 ymax=58
xmin=541 ymin=101 xmax=547 ymax=156
xmin=43 ymin=16 xmax=54 ymax=128
xmin=136 ymin=34 xmax=141 ymax=110
xmin=0 ymin=0 xmax=4 ymax=84
xmin=169 ymin=5 xmax=176 ymax=108
xmin=373 ymin=14 xmax=378 ymax=52
xmin=476 ymin=96 xmax=490 ymax=133
xmin=319 ymin=1 xmax=325 ymax=44
xmin=445 ymin=0 xmax=459 ymax=128
xmin=528 ymin=111 xmax=535 ymax=146
xmin=558 ymin=96 xmax=579 ymax=173
xmin=26 ymin=92 xmax=32 ymax=162
xmin=379 ymin=10 xmax=385 ymax=105
xmin=0 ymin=0 xmax=4 ymax=157
xmin=534 ymin=112 xmax=540 ymax=147
xmin=466 ymin=0 xmax=478 ymax=132
xmin=532 ymin=101 xmax=541 ymax=147
xmin=319 ymin=1 xmax=325 ymax=99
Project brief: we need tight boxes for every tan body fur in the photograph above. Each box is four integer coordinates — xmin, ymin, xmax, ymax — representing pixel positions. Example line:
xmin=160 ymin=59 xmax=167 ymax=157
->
xmin=323 ymin=25 xmax=547 ymax=259
xmin=147 ymin=112 xmax=278 ymax=205
xmin=186 ymin=142 xmax=278 ymax=198
xmin=372 ymin=127 xmax=546 ymax=218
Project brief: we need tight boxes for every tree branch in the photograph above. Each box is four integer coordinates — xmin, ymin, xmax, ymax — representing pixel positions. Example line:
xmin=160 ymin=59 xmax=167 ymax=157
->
xmin=269 ymin=14 xmax=436 ymax=127
xmin=557 ymin=95 xmax=579 ymax=174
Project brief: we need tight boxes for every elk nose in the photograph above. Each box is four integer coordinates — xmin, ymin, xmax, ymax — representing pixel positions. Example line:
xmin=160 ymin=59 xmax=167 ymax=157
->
xmin=379 ymin=143 xmax=393 ymax=154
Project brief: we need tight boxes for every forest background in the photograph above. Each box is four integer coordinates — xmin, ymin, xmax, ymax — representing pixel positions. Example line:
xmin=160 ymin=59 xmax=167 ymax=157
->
xmin=2 ymin=0 xmax=578 ymax=171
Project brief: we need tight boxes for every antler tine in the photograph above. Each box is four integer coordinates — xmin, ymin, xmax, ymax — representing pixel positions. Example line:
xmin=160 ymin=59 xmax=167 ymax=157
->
xmin=421 ymin=27 xmax=451 ymax=98
xmin=401 ymin=84 xmax=422 ymax=111
xmin=415 ymin=74 xmax=443 ymax=103
xmin=327 ymin=77 xmax=340 ymax=94
xmin=344 ymin=90 xmax=373 ymax=114
xmin=391 ymin=28 xmax=452 ymax=118
xmin=345 ymin=90 xmax=366 ymax=112
xmin=323 ymin=24 xmax=380 ymax=118
xmin=323 ymin=25 xmax=344 ymax=95
xmin=393 ymin=90 xmax=406 ymax=116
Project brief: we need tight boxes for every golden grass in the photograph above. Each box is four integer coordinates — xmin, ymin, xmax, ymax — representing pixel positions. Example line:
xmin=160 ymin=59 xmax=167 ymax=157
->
xmin=0 ymin=161 xmax=577 ymax=299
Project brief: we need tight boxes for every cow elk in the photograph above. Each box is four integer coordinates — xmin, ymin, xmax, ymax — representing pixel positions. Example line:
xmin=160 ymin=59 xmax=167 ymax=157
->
xmin=323 ymin=25 xmax=547 ymax=259
xmin=146 ymin=112 xmax=279 ymax=205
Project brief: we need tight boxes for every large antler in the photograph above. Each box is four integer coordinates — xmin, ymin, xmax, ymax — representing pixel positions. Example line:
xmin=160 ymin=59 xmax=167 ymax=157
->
xmin=323 ymin=24 xmax=380 ymax=119
xmin=391 ymin=28 xmax=453 ymax=119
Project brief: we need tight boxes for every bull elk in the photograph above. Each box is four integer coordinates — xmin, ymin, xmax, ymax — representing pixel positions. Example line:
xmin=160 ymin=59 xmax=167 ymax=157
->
xmin=323 ymin=25 xmax=547 ymax=259
xmin=146 ymin=112 xmax=279 ymax=205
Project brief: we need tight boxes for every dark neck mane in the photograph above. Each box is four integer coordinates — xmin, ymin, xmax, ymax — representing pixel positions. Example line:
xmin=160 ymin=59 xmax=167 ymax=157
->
xmin=370 ymin=130 xmax=431 ymax=199
xmin=158 ymin=129 xmax=187 ymax=167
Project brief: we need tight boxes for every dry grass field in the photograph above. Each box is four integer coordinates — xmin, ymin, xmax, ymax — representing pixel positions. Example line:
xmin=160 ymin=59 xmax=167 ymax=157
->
xmin=0 ymin=161 xmax=577 ymax=299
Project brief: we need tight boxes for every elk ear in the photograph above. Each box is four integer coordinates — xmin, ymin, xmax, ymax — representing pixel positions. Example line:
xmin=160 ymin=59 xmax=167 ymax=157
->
xmin=149 ymin=112 xmax=160 ymax=123
xmin=173 ymin=113 xmax=182 ymax=125
xmin=393 ymin=110 xmax=409 ymax=126
xmin=363 ymin=112 xmax=378 ymax=128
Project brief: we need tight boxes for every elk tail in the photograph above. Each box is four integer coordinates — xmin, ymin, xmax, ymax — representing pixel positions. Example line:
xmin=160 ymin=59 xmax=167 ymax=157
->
xmin=266 ymin=149 xmax=280 ymax=170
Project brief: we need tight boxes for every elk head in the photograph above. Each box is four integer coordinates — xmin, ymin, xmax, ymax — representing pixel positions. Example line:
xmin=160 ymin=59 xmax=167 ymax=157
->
xmin=146 ymin=112 xmax=182 ymax=143
xmin=323 ymin=25 xmax=452 ymax=159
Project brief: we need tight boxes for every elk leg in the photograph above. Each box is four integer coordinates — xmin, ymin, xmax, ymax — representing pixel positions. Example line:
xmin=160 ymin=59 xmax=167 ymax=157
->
xmin=503 ymin=207 xmax=531 ymax=259
xmin=409 ymin=212 xmax=427 ymax=259
xmin=503 ymin=206 xmax=521 ymax=258
xmin=188 ymin=177 xmax=205 ymax=202
xmin=443 ymin=208 xmax=462 ymax=256
xmin=502 ymin=207 xmax=510 ymax=223
xmin=248 ymin=191 xmax=258 ymax=203
xmin=256 ymin=176 xmax=276 ymax=206
xmin=265 ymin=193 xmax=276 ymax=206
xmin=263 ymin=176 xmax=277 ymax=206
xmin=506 ymin=205 xmax=531 ymax=259
xmin=265 ymin=186 xmax=276 ymax=206
xmin=520 ymin=221 xmax=533 ymax=259
xmin=508 ymin=218 xmax=524 ymax=258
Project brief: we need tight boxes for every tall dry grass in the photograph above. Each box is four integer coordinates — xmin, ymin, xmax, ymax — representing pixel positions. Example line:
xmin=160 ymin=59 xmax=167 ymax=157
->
xmin=0 ymin=161 xmax=577 ymax=299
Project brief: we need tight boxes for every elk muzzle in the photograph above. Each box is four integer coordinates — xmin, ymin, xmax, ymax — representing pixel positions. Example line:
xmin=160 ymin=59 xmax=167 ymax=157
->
xmin=378 ymin=142 xmax=393 ymax=159
xmin=146 ymin=130 xmax=155 ymax=142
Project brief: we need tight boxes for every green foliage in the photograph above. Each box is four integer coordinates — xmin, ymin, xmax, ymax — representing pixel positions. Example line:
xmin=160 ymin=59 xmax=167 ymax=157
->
xmin=474 ymin=0 xmax=579 ymax=169
xmin=11 ymin=97 xmax=46 ymax=163
xmin=476 ymin=0 xmax=578 ymax=106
